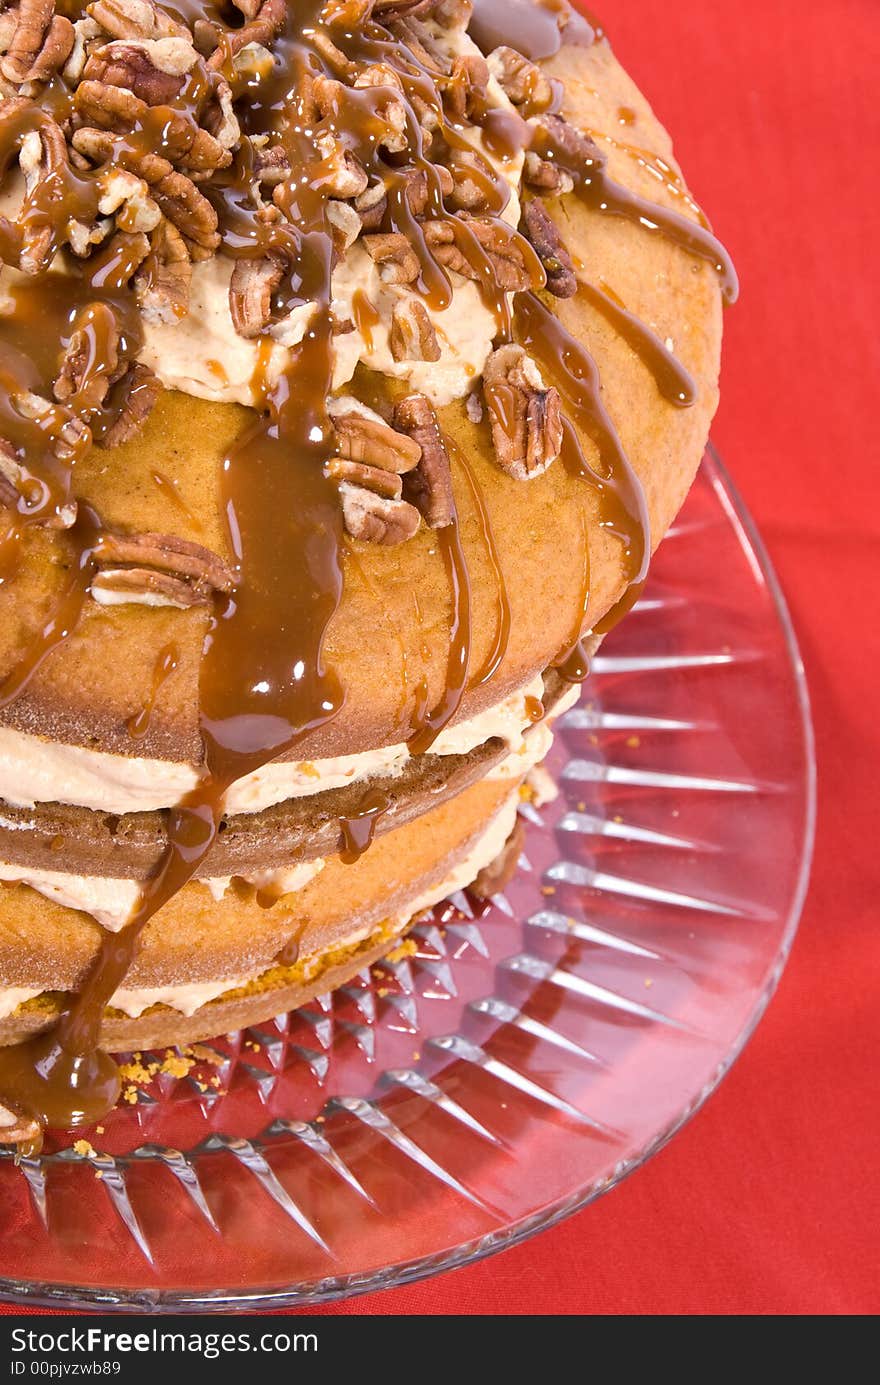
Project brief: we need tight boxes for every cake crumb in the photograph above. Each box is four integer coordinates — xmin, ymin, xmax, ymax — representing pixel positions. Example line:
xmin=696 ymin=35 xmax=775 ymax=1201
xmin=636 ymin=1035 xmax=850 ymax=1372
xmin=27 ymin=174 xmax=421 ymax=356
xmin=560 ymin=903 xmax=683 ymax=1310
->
xmin=73 ymin=1139 xmax=95 ymax=1157
xmin=540 ymin=885 xmax=556 ymax=896
xmin=626 ymin=735 xmax=641 ymax=748
xmin=95 ymin=1125 xmax=105 ymax=1135
xmin=385 ymin=938 xmax=417 ymax=963
xmin=161 ymin=1052 xmax=194 ymax=1079
xmin=190 ymin=1044 xmax=223 ymax=1066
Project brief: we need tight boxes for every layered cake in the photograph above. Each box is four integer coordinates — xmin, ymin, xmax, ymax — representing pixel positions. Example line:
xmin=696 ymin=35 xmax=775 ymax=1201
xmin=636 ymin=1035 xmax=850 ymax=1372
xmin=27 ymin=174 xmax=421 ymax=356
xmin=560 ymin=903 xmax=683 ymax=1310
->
xmin=0 ymin=0 xmax=733 ymax=1146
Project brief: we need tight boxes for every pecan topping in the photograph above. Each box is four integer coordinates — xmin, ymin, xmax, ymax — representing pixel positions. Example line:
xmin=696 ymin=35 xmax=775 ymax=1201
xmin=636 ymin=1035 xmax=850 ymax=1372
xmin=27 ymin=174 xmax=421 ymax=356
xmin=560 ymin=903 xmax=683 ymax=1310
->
xmin=333 ymin=411 xmax=422 ymax=473
xmin=17 ymin=121 xmax=67 ymax=273
xmin=0 ymin=438 xmax=76 ymax=527
xmin=522 ymin=198 xmax=576 ymax=298
xmin=534 ymin=113 xmax=606 ymax=174
xmin=444 ymin=52 xmax=488 ymax=121
xmin=53 ymin=302 xmax=120 ymax=411
xmin=363 ymin=231 xmax=421 ymax=285
xmin=400 ymin=163 xmax=453 ymax=216
xmin=393 ymin=393 xmax=454 ymax=528
xmin=389 ymin=297 xmax=440 ymax=363
xmin=229 ymin=251 xmax=287 ymax=338
xmin=95 ymin=362 xmax=160 ymax=448
xmin=487 ymin=45 xmax=557 ymax=114
xmin=355 ymin=180 xmax=388 ymax=230
xmin=325 ymin=458 xmax=403 ymax=499
xmin=94 ymin=530 xmax=236 ymax=601
xmin=203 ymin=0 xmax=286 ymax=67
xmin=338 ymin=483 xmax=421 ymax=546
xmin=522 ymin=150 xmax=574 ymax=197
xmin=483 ymin=344 xmax=564 ymax=481
xmin=133 ymin=218 xmax=191 ymax=324
xmin=470 ymin=816 xmax=525 ymax=899
xmin=90 ymin=566 xmax=208 ymax=608
xmin=424 ymin=218 xmax=535 ymax=292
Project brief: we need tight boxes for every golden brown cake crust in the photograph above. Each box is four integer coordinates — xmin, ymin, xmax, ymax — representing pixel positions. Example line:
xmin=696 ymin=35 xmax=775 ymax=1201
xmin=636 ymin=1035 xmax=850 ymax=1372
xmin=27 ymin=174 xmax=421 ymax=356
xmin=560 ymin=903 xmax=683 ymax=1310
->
xmin=0 ymin=36 xmax=722 ymax=765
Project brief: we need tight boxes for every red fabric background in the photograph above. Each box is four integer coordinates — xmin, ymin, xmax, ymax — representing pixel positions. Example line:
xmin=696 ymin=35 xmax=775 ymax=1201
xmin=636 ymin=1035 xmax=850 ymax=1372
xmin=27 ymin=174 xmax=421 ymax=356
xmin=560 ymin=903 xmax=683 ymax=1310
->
xmin=4 ymin=0 xmax=878 ymax=1316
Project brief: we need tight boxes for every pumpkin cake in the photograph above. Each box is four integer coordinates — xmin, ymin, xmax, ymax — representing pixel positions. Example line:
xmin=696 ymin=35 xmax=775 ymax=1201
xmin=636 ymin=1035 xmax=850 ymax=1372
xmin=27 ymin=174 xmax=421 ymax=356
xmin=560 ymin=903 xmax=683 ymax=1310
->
xmin=0 ymin=0 xmax=732 ymax=1146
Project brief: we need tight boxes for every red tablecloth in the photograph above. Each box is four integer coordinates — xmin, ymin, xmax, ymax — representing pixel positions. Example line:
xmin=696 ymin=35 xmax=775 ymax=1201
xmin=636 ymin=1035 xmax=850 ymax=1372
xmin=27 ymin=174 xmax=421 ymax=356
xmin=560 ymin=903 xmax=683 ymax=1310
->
xmin=4 ymin=0 xmax=877 ymax=1317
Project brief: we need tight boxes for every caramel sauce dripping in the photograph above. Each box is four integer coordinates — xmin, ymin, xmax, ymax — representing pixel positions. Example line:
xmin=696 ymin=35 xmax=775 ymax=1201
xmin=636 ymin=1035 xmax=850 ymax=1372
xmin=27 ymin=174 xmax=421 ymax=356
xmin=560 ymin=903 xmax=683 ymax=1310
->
xmin=447 ymin=437 xmax=511 ymax=686
xmin=339 ymin=786 xmax=393 ymax=864
xmin=531 ymin=120 xmax=739 ymax=304
xmin=576 ymin=278 xmax=698 ymax=407
xmin=126 ymin=642 xmax=181 ymax=741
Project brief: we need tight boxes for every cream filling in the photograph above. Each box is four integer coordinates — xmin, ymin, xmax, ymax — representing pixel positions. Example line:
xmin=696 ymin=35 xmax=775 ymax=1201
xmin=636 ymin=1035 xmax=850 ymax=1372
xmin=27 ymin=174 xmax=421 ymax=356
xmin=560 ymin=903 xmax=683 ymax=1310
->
xmin=0 ymin=674 xmax=546 ymax=814
xmin=0 ymin=856 xmax=325 ymax=932
xmin=0 ymin=784 xmax=523 ymax=1021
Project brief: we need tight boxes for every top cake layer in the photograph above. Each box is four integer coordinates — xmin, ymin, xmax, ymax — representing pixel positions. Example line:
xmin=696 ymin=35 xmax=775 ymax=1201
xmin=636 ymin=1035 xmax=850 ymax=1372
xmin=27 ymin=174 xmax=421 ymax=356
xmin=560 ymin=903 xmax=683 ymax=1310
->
xmin=0 ymin=0 xmax=726 ymax=780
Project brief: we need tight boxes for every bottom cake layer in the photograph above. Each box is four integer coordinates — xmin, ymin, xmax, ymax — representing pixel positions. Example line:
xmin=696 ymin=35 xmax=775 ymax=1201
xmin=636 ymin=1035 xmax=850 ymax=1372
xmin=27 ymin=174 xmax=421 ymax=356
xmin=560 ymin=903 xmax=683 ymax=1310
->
xmin=0 ymin=777 xmax=530 ymax=1052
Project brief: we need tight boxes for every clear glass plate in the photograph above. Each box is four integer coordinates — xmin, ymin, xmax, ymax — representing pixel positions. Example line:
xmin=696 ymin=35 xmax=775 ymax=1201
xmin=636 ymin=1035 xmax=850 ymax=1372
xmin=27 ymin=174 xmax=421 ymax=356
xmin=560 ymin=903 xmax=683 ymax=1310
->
xmin=0 ymin=446 xmax=815 ymax=1311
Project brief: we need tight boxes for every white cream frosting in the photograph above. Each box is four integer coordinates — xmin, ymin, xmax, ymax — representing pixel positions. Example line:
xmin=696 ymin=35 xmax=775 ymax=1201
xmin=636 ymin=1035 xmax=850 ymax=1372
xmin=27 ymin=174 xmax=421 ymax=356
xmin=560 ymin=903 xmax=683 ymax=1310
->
xmin=0 ymin=674 xmax=546 ymax=815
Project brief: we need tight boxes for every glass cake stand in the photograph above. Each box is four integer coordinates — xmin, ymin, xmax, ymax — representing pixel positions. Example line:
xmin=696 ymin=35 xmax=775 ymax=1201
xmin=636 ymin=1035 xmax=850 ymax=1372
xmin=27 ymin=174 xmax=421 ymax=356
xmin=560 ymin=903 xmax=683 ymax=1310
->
xmin=0 ymin=446 xmax=815 ymax=1311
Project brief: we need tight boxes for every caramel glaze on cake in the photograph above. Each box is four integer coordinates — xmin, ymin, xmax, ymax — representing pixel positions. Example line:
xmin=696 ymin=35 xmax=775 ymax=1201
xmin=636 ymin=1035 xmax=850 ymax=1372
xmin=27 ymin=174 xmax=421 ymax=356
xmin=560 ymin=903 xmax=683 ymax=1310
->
xmin=0 ymin=0 xmax=734 ymax=1147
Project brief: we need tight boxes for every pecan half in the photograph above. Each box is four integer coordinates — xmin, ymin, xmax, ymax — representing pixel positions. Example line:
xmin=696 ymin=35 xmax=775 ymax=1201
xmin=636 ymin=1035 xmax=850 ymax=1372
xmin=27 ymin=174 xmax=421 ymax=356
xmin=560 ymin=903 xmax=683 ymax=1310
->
xmin=483 ymin=344 xmax=563 ymax=481
xmin=83 ymin=37 xmax=198 ymax=105
xmin=1 ymin=0 xmax=73 ymax=85
xmin=95 ymin=362 xmax=160 ymax=447
xmin=444 ymin=53 xmax=488 ymax=121
xmin=399 ymin=162 xmax=453 ymax=216
xmin=393 ymin=392 xmax=454 ymax=528
xmin=389 ymin=297 xmax=440 ymax=363
xmin=228 ymin=251 xmax=287 ymax=338
xmin=338 ymin=482 xmax=421 ymax=546
xmin=205 ymin=0 xmax=285 ymax=68
xmin=53 ymin=302 xmax=120 ymax=411
xmin=0 ymin=437 xmax=77 ymax=527
xmin=362 ymin=231 xmax=420 ymax=285
xmin=94 ymin=530 xmax=236 ymax=598
xmin=133 ymin=217 xmax=191 ymax=323
xmin=487 ymin=45 xmax=557 ymax=114
xmin=522 ymin=198 xmax=576 ymax=298
xmin=90 ymin=566 xmax=208 ymax=608
xmin=325 ymin=458 xmax=403 ymax=499
xmin=17 ymin=121 xmax=68 ymax=274
xmin=0 ymin=1101 xmax=41 ymax=1151
xmin=470 ymin=816 xmax=525 ymax=898
xmin=333 ymin=411 xmax=421 ymax=473
xmin=522 ymin=150 xmax=574 ymax=196
xmin=424 ymin=218 xmax=534 ymax=292
xmin=355 ymin=180 xmax=387 ymax=230
xmin=533 ymin=113 xmax=606 ymax=176
xmin=88 ymin=0 xmax=190 ymax=43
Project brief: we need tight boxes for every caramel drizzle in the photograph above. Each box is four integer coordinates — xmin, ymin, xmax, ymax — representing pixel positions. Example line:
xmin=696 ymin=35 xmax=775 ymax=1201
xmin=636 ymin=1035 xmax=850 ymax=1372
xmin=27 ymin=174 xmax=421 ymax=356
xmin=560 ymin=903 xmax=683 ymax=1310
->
xmin=576 ymin=278 xmax=698 ymax=407
xmin=0 ymin=0 xmax=737 ymax=1137
xmin=448 ymin=436 xmax=512 ymax=686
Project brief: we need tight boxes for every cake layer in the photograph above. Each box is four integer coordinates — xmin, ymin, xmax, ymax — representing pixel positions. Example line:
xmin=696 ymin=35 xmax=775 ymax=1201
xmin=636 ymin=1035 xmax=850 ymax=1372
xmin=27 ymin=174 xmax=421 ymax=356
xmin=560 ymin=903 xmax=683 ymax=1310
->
xmin=0 ymin=774 xmax=523 ymax=1032
xmin=0 ymin=36 xmax=722 ymax=769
